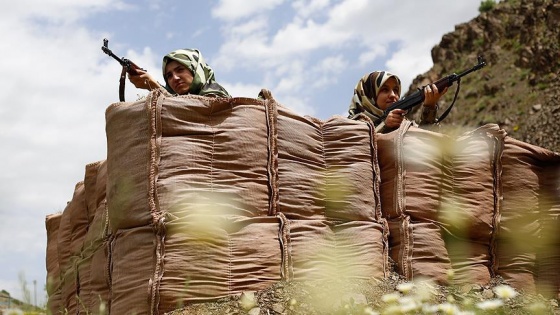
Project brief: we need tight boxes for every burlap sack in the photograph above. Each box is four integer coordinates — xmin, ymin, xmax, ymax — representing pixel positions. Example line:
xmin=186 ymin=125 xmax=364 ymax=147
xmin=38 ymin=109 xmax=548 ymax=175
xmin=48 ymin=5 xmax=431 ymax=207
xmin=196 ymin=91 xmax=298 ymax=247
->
xmin=377 ymin=121 xmax=452 ymax=284
xmin=378 ymin=120 xmax=560 ymax=294
xmin=274 ymin=108 xmax=387 ymax=282
xmin=498 ymin=136 xmax=560 ymax=294
xmin=77 ymin=160 xmax=111 ymax=315
xmin=57 ymin=180 xmax=87 ymax=314
xmin=105 ymin=91 xmax=387 ymax=314
xmin=45 ymin=213 xmax=62 ymax=315
xmin=446 ymin=124 xmax=506 ymax=285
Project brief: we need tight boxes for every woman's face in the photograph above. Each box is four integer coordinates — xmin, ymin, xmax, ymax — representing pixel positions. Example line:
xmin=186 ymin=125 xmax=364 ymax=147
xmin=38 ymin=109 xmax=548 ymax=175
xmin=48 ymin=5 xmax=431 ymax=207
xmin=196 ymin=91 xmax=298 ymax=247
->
xmin=165 ymin=60 xmax=194 ymax=95
xmin=376 ymin=77 xmax=400 ymax=110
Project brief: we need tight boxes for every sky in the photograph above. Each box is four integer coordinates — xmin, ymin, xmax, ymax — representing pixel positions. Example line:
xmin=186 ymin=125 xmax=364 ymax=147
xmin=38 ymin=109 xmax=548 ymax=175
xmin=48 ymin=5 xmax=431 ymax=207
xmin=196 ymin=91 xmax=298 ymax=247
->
xmin=0 ymin=0 xmax=485 ymax=306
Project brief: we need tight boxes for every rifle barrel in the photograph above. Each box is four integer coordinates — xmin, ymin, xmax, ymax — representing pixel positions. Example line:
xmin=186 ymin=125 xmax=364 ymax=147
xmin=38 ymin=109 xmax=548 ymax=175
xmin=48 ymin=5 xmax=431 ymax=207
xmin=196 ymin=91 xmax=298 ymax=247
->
xmin=101 ymin=38 xmax=126 ymax=67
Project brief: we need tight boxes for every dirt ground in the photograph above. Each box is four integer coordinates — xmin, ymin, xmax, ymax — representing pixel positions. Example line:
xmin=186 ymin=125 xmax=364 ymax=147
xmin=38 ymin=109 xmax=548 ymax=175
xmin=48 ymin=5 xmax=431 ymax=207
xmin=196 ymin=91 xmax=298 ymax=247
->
xmin=165 ymin=264 xmax=560 ymax=315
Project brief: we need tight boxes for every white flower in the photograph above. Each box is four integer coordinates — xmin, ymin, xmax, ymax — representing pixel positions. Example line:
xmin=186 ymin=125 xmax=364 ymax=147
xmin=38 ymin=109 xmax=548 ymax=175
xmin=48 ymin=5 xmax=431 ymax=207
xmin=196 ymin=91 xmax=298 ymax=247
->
xmin=438 ymin=302 xmax=461 ymax=315
xmin=381 ymin=292 xmax=401 ymax=303
xmin=400 ymin=300 xmax=420 ymax=313
xmin=493 ymin=284 xmax=518 ymax=300
xmin=363 ymin=306 xmax=380 ymax=315
xmin=395 ymin=296 xmax=420 ymax=312
xmin=99 ymin=302 xmax=107 ymax=314
xmin=414 ymin=280 xmax=436 ymax=302
xmin=476 ymin=299 xmax=504 ymax=310
xmin=422 ymin=304 xmax=439 ymax=313
xmin=383 ymin=304 xmax=402 ymax=315
xmin=397 ymin=282 xmax=415 ymax=294
xmin=525 ymin=302 xmax=547 ymax=313
xmin=446 ymin=269 xmax=455 ymax=279
xmin=461 ymin=297 xmax=474 ymax=307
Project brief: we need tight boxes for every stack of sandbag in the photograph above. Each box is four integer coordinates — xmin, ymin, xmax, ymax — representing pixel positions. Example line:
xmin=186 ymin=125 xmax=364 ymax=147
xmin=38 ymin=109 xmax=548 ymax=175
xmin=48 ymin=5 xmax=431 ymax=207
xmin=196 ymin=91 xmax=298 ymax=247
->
xmin=446 ymin=124 xmax=506 ymax=286
xmin=377 ymin=121 xmax=454 ymax=285
xmin=47 ymin=89 xmax=560 ymax=314
xmin=104 ymin=91 xmax=388 ymax=314
xmin=55 ymin=180 xmax=87 ymax=315
xmin=75 ymin=160 xmax=111 ymax=314
xmin=45 ymin=213 xmax=62 ymax=314
xmin=45 ymin=160 xmax=111 ymax=315
xmin=377 ymin=121 xmax=560 ymax=295
xmin=499 ymin=135 xmax=560 ymax=295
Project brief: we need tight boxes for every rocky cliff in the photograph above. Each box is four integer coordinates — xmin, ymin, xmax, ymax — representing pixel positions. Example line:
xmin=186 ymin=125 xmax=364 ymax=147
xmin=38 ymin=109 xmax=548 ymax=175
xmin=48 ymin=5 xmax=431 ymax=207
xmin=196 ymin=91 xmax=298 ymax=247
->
xmin=408 ymin=0 xmax=560 ymax=152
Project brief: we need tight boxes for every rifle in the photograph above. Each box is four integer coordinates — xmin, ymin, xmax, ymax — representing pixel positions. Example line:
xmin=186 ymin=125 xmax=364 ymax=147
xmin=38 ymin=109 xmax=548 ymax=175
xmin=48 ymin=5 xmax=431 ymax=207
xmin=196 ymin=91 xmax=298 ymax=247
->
xmin=101 ymin=38 xmax=146 ymax=102
xmin=377 ymin=56 xmax=487 ymax=126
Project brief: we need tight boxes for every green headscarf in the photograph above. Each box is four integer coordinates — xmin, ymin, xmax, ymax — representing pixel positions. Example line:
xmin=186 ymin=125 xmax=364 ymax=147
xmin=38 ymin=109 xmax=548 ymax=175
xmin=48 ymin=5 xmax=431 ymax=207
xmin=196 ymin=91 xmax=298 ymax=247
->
xmin=348 ymin=71 xmax=401 ymax=123
xmin=162 ymin=48 xmax=230 ymax=97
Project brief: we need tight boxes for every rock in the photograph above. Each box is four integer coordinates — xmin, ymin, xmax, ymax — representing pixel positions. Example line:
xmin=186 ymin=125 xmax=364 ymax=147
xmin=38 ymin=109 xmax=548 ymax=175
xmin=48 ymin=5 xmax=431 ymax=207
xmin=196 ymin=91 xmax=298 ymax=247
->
xmin=239 ymin=291 xmax=257 ymax=311
xmin=482 ymin=289 xmax=495 ymax=299
xmin=532 ymin=104 xmax=542 ymax=111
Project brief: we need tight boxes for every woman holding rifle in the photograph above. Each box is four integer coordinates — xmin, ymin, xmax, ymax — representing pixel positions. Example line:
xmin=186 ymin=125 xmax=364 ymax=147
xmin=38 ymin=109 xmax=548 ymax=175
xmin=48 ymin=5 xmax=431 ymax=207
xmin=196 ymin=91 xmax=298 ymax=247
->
xmin=348 ymin=71 xmax=447 ymax=133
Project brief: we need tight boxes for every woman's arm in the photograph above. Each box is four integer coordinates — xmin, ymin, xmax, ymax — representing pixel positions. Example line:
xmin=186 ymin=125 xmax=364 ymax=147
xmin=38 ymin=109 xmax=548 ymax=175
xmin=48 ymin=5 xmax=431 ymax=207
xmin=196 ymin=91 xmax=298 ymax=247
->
xmin=128 ymin=69 xmax=162 ymax=91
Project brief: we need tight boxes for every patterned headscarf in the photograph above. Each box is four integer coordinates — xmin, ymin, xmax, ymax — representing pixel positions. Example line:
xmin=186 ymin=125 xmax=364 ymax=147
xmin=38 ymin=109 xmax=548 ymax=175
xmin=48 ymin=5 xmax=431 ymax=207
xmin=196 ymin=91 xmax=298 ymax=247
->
xmin=162 ymin=48 xmax=230 ymax=97
xmin=348 ymin=71 xmax=401 ymax=122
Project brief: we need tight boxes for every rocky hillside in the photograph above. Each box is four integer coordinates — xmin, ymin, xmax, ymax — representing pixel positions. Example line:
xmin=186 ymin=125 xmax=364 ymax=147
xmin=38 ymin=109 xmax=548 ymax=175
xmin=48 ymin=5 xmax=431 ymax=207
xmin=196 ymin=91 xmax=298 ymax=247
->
xmin=408 ymin=0 xmax=560 ymax=152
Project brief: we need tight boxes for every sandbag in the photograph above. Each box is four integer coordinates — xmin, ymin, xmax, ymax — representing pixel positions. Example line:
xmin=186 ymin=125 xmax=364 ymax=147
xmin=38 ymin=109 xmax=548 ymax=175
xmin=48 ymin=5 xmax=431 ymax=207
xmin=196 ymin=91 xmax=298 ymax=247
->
xmin=57 ymin=181 xmax=87 ymax=314
xmin=446 ymin=124 xmax=506 ymax=285
xmin=498 ymin=135 xmax=560 ymax=294
xmin=377 ymin=121 xmax=453 ymax=284
xmin=77 ymin=160 xmax=111 ymax=315
xmin=105 ymin=91 xmax=388 ymax=314
xmin=45 ymin=213 xmax=62 ymax=315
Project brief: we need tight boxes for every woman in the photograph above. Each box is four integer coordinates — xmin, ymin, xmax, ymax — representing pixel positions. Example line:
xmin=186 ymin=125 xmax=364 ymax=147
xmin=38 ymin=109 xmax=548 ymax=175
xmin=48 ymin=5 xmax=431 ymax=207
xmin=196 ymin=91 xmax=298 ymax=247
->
xmin=128 ymin=48 xmax=230 ymax=98
xmin=348 ymin=71 xmax=446 ymax=133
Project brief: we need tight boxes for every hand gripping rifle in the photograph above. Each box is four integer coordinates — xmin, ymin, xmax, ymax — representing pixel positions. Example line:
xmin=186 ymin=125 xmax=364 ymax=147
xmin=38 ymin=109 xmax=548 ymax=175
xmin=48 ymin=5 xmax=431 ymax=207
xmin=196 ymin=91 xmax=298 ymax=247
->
xmin=101 ymin=38 xmax=146 ymax=102
xmin=377 ymin=56 xmax=487 ymax=126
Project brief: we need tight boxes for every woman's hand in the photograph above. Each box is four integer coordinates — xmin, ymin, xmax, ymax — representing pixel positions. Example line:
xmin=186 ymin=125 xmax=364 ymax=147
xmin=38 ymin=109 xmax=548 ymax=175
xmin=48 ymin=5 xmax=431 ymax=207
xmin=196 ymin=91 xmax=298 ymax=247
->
xmin=423 ymin=83 xmax=448 ymax=107
xmin=384 ymin=108 xmax=407 ymax=128
xmin=128 ymin=69 xmax=159 ymax=91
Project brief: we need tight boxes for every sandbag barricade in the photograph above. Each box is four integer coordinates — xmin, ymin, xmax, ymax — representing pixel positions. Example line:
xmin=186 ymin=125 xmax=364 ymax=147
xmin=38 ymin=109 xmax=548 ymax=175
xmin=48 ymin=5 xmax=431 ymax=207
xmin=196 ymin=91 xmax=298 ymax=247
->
xmin=46 ymin=90 xmax=560 ymax=314
xmin=45 ymin=160 xmax=111 ymax=315
xmin=104 ymin=91 xmax=388 ymax=314
xmin=377 ymin=122 xmax=560 ymax=296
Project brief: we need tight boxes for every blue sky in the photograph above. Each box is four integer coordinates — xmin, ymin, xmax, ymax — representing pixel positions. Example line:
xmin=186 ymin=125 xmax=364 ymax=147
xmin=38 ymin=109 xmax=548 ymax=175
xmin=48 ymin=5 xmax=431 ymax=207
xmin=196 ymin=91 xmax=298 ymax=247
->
xmin=0 ymin=0 xmax=484 ymax=306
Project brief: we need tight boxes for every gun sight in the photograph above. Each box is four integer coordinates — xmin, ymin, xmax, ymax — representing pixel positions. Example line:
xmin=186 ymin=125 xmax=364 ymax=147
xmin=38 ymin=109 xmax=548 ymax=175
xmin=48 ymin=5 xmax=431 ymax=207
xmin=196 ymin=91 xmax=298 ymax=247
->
xmin=101 ymin=38 xmax=126 ymax=67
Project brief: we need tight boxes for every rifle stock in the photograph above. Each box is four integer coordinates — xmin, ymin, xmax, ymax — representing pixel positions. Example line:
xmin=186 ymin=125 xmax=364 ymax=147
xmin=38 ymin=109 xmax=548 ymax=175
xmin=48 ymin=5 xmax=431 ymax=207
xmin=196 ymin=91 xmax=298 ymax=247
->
xmin=379 ymin=56 xmax=486 ymax=124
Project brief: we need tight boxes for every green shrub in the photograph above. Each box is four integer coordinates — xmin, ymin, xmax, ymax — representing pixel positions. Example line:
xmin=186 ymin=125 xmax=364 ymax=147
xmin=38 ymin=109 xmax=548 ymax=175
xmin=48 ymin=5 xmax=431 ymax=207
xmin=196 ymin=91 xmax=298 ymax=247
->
xmin=479 ymin=0 xmax=496 ymax=13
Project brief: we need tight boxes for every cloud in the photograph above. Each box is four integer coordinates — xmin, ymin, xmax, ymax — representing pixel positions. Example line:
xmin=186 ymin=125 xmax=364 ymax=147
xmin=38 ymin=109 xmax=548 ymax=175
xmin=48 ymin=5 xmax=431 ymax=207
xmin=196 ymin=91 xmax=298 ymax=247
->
xmin=2 ymin=0 xmax=131 ymax=25
xmin=310 ymin=54 xmax=348 ymax=89
xmin=212 ymin=0 xmax=286 ymax=21
xmin=211 ymin=0 xmax=482 ymax=116
xmin=292 ymin=0 xmax=331 ymax=18
xmin=221 ymin=81 xmax=264 ymax=99
xmin=0 ymin=0 xmax=161 ymax=304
